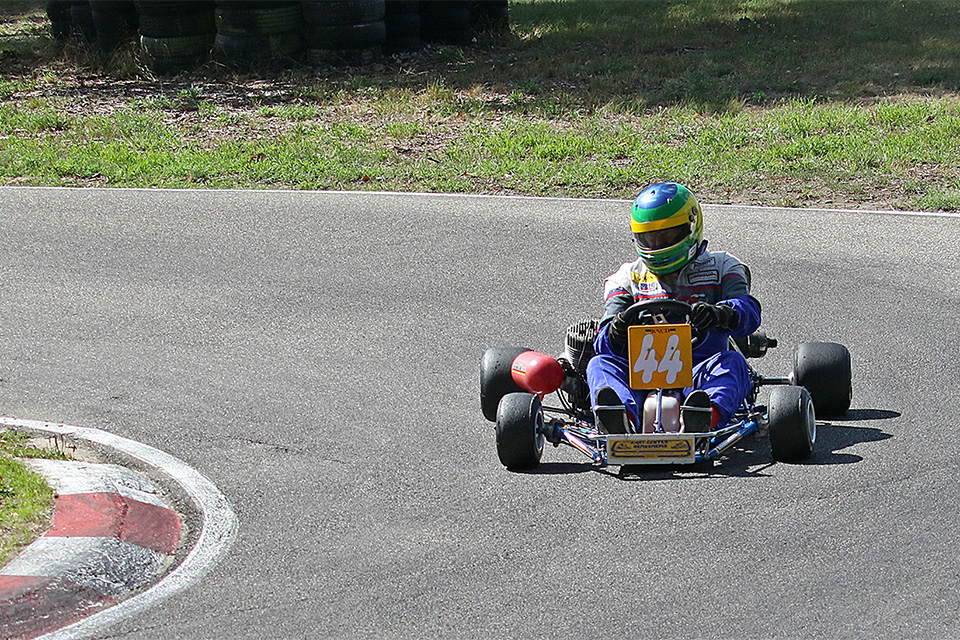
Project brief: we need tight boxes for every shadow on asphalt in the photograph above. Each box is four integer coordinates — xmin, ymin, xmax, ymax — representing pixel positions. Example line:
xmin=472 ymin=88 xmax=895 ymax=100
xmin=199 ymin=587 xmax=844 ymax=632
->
xmin=512 ymin=407 xmax=899 ymax=481
xmin=799 ymin=407 xmax=899 ymax=467
xmin=514 ymin=462 xmax=597 ymax=476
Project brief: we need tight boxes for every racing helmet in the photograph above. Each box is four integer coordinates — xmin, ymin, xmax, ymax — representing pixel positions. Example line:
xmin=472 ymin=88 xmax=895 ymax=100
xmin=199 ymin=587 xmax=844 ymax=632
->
xmin=630 ymin=182 xmax=704 ymax=274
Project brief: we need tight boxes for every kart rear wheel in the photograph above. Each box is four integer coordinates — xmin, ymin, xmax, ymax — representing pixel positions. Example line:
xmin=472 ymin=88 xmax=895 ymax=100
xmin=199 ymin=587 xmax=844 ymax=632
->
xmin=480 ymin=347 xmax=530 ymax=422
xmin=495 ymin=392 xmax=544 ymax=470
xmin=768 ymin=386 xmax=816 ymax=462
xmin=793 ymin=342 xmax=852 ymax=417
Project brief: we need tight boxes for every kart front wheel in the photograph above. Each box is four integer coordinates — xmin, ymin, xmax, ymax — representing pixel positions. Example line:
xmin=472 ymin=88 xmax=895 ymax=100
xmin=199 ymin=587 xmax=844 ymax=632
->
xmin=495 ymin=392 xmax=545 ymax=470
xmin=793 ymin=342 xmax=852 ymax=417
xmin=768 ymin=386 xmax=816 ymax=462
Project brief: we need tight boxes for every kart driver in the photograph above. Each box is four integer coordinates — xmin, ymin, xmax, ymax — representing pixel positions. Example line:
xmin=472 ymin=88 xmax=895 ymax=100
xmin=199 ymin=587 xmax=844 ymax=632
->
xmin=587 ymin=182 xmax=761 ymax=434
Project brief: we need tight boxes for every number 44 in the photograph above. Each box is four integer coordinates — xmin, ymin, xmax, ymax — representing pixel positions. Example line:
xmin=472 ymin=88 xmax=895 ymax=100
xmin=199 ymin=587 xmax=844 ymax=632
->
xmin=633 ymin=333 xmax=685 ymax=386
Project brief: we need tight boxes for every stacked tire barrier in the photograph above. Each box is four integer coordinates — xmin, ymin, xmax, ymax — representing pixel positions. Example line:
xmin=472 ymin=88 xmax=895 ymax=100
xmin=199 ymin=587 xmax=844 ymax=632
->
xmin=384 ymin=0 xmax=420 ymax=54
xmin=135 ymin=1 xmax=216 ymax=74
xmin=302 ymin=0 xmax=385 ymax=66
xmin=471 ymin=0 xmax=509 ymax=35
xmin=68 ymin=0 xmax=97 ymax=42
xmin=89 ymin=1 xmax=138 ymax=53
xmin=419 ymin=0 xmax=472 ymax=46
xmin=44 ymin=0 xmax=509 ymax=74
xmin=46 ymin=1 xmax=139 ymax=53
xmin=45 ymin=1 xmax=73 ymax=43
xmin=418 ymin=1 xmax=508 ymax=47
xmin=214 ymin=1 xmax=303 ymax=66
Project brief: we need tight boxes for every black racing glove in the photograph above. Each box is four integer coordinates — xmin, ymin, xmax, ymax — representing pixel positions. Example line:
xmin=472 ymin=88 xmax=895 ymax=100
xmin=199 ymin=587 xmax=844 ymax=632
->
xmin=690 ymin=302 xmax=739 ymax=333
xmin=606 ymin=312 xmax=630 ymax=354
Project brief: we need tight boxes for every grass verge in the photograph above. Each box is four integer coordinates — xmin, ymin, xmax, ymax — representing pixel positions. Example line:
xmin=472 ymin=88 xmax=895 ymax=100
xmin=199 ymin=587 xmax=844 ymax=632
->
xmin=0 ymin=431 xmax=64 ymax=568
xmin=3 ymin=1 xmax=960 ymax=210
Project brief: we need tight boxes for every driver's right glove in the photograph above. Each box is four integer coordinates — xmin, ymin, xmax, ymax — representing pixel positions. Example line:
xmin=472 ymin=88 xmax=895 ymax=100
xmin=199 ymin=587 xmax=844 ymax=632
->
xmin=607 ymin=312 xmax=630 ymax=354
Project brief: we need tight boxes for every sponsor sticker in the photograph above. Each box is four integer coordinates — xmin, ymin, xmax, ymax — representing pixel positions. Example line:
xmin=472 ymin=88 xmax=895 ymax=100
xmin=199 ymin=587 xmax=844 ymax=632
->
xmin=686 ymin=269 xmax=719 ymax=286
xmin=607 ymin=435 xmax=695 ymax=463
xmin=631 ymin=271 xmax=660 ymax=285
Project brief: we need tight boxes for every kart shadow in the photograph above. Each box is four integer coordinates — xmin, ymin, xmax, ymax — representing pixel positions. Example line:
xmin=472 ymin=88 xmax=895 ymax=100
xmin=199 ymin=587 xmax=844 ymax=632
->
xmin=537 ymin=408 xmax=899 ymax=480
xmin=514 ymin=461 xmax=597 ymax=475
xmin=822 ymin=408 xmax=901 ymax=422
xmin=795 ymin=408 xmax=898 ymax=467
xmin=610 ymin=447 xmax=770 ymax=481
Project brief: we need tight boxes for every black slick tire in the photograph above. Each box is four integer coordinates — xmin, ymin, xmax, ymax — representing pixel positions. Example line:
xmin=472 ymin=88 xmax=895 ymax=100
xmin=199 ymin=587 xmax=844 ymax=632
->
xmin=47 ymin=0 xmax=73 ymax=42
xmin=214 ymin=32 xmax=302 ymax=61
xmin=215 ymin=4 xmax=302 ymax=36
xmin=139 ymin=11 xmax=217 ymax=38
xmin=303 ymin=20 xmax=385 ymax=49
xmin=495 ymin=392 xmax=545 ymax=470
xmin=768 ymin=386 xmax=816 ymax=462
xmin=141 ymin=34 xmax=212 ymax=57
xmin=793 ymin=342 xmax=852 ymax=417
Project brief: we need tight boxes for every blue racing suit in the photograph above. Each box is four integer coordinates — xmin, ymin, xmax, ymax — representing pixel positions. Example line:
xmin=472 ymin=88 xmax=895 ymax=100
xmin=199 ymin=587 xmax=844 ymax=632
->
xmin=586 ymin=242 xmax=761 ymax=428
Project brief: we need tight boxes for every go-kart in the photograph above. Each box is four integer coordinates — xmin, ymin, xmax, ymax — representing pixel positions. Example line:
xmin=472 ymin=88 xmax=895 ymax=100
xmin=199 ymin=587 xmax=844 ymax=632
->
xmin=480 ymin=300 xmax=852 ymax=470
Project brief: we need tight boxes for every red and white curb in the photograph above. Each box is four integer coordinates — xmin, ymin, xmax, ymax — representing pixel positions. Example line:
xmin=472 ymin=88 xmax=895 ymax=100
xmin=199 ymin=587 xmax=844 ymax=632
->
xmin=1 ymin=460 xmax=182 ymax=639
xmin=0 ymin=418 xmax=237 ymax=640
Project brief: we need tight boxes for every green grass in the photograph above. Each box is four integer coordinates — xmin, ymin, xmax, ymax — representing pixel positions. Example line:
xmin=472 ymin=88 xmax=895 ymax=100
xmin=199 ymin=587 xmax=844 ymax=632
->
xmin=4 ymin=96 xmax=958 ymax=205
xmin=0 ymin=431 xmax=61 ymax=567
xmin=3 ymin=0 xmax=960 ymax=209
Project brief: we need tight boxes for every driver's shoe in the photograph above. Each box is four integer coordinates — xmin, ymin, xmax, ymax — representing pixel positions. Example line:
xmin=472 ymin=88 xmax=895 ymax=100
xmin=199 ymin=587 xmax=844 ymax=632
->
xmin=594 ymin=386 xmax=629 ymax=434
xmin=681 ymin=389 xmax=713 ymax=434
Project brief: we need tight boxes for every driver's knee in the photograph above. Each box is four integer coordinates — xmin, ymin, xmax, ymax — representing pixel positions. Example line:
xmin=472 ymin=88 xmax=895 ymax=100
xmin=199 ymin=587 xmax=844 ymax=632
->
xmin=691 ymin=351 xmax=752 ymax=426
xmin=697 ymin=350 xmax=749 ymax=380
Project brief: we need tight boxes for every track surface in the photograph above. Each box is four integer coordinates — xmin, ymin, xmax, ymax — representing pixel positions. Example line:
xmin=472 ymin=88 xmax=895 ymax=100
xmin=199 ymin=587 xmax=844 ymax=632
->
xmin=2 ymin=187 xmax=959 ymax=639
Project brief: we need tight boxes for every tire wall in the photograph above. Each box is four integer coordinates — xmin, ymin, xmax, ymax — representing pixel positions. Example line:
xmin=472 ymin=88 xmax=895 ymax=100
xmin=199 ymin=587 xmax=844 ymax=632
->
xmin=471 ymin=0 xmax=508 ymax=35
xmin=46 ymin=0 xmax=510 ymax=74
xmin=89 ymin=1 xmax=139 ymax=53
xmin=419 ymin=0 xmax=471 ymax=46
xmin=419 ymin=0 xmax=508 ymax=45
xmin=48 ymin=1 xmax=140 ymax=52
xmin=68 ymin=1 xmax=97 ymax=42
xmin=384 ymin=0 xmax=420 ymax=54
xmin=46 ymin=1 xmax=74 ymax=43
xmin=135 ymin=1 xmax=216 ymax=73
xmin=214 ymin=1 xmax=303 ymax=66
xmin=302 ymin=0 xmax=385 ymax=66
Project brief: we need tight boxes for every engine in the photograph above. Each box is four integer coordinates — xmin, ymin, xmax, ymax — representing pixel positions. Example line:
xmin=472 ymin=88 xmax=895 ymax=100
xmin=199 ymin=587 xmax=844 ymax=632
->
xmin=559 ymin=318 xmax=599 ymax=413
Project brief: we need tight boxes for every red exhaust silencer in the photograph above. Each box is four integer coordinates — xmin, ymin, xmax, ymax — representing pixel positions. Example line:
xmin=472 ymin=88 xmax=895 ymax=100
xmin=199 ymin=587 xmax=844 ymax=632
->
xmin=510 ymin=351 xmax=564 ymax=397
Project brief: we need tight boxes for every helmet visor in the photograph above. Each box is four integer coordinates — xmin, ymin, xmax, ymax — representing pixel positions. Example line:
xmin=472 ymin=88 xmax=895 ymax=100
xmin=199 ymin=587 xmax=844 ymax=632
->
xmin=634 ymin=224 xmax=690 ymax=251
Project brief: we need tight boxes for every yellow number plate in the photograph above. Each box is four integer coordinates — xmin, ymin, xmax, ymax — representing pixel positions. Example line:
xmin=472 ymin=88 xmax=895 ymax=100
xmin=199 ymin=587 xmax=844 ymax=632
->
xmin=627 ymin=323 xmax=693 ymax=390
xmin=607 ymin=434 xmax=696 ymax=464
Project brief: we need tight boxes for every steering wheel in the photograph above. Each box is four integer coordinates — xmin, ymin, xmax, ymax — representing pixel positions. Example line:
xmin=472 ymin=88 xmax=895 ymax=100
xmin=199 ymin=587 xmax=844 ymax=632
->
xmin=620 ymin=299 xmax=703 ymax=347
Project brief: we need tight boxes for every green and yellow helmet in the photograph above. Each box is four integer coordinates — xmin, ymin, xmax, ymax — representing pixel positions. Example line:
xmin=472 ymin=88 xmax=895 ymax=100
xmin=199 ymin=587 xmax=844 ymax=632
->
xmin=630 ymin=182 xmax=704 ymax=274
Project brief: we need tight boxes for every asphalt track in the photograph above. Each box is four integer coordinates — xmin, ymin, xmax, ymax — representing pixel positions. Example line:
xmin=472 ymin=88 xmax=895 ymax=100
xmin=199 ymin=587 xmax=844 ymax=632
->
xmin=2 ymin=187 xmax=959 ymax=639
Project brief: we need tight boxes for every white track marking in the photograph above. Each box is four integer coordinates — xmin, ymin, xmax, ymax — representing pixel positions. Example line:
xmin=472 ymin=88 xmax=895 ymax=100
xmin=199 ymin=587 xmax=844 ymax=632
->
xmin=5 ymin=185 xmax=959 ymax=216
xmin=20 ymin=459 xmax=170 ymax=508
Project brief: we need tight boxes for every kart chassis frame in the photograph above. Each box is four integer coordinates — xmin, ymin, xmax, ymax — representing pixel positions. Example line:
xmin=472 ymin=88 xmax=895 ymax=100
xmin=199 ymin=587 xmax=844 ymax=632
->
xmin=541 ymin=371 xmax=794 ymax=467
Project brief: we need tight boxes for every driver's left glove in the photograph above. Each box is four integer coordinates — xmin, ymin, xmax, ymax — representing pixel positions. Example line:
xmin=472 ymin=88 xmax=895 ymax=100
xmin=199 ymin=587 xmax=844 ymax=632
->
xmin=690 ymin=302 xmax=739 ymax=333
xmin=606 ymin=312 xmax=630 ymax=354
